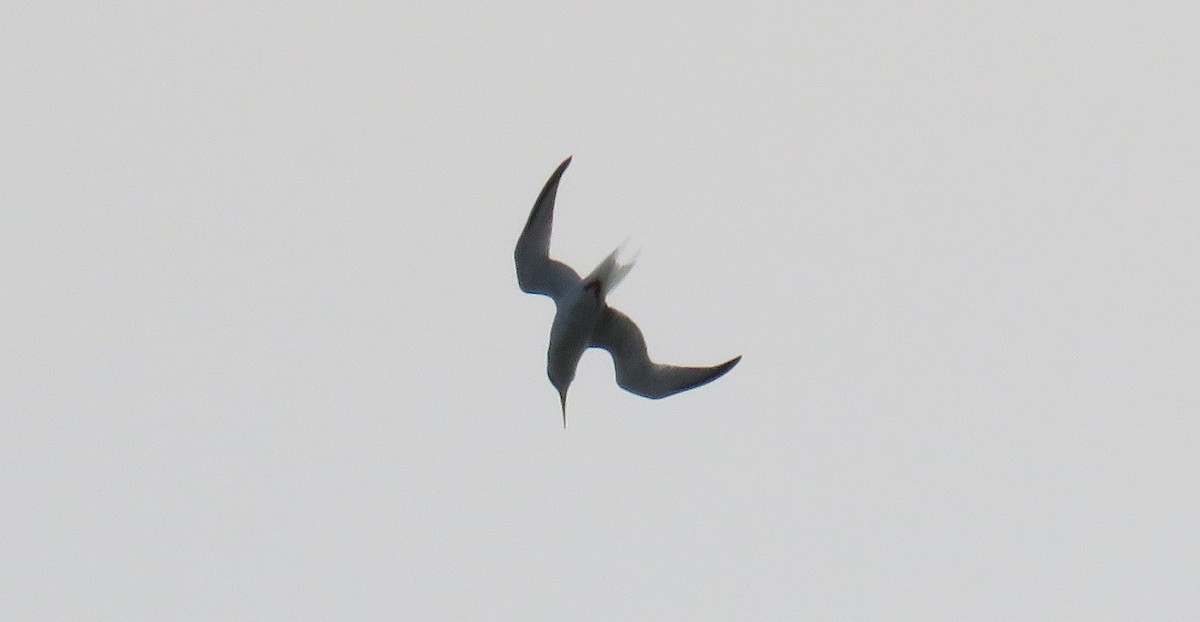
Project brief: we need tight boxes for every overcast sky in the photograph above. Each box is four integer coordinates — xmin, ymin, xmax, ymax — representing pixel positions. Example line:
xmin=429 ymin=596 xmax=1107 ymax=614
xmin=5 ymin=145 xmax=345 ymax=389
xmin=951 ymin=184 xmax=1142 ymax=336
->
xmin=3 ymin=2 xmax=1198 ymax=620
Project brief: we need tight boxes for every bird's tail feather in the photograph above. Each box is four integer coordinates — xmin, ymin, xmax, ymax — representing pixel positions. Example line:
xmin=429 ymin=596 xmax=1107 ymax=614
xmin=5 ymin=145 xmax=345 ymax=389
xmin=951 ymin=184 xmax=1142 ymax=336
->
xmin=584 ymin=242 xmax=638 ymax=296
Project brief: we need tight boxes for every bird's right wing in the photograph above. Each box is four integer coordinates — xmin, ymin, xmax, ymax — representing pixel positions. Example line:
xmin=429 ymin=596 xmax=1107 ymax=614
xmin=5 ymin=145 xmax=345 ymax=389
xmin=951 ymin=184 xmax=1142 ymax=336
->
xmin=515 ymin=157 xmax=581 ymax=300
xmin=590 ymin=307 xmax=741 ymax=399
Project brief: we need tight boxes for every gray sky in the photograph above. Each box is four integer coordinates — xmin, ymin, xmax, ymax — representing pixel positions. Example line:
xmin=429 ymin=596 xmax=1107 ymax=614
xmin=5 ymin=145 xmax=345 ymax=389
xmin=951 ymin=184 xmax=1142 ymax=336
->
xmin=3 ymin=2 xmax=1198 ymax=620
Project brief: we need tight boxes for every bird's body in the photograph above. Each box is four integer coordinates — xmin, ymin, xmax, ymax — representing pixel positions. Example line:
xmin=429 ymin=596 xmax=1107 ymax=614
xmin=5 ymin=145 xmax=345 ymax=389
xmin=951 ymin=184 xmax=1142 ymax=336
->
xmin=515 ymin=157 xmax=741 ymax=426
xmin=546 ymin=283 xmax=602 ymax=396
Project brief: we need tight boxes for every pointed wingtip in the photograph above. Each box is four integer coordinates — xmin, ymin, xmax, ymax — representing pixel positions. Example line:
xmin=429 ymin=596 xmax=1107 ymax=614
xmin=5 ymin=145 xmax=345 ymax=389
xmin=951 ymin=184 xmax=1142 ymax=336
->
xmin=544 ymin=156 xmax=572 ymax=186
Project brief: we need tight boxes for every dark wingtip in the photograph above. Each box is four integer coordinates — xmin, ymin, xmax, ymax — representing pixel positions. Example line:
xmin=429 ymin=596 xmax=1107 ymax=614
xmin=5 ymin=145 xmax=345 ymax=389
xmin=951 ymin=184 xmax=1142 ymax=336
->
xmin=704 ymin=355 xmax=741 ymax=385
xmin=653 ymin=355 xmax=742 ymax=399
xmin=543 ymin=156 xmax=572 ymax=189
xmin=703 ymin=355 xmax=741 ymax=389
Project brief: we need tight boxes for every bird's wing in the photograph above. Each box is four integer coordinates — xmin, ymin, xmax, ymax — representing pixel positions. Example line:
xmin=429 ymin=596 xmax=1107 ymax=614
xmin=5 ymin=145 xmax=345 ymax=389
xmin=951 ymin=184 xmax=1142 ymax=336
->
xmin=590 ymin=307 xmax=741 ymax=399
xmin=515 ymin=157 xmax=582 ymax=300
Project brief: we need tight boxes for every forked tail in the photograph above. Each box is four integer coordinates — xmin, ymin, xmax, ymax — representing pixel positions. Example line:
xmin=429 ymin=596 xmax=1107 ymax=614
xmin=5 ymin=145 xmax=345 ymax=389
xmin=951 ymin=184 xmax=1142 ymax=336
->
xmin=583 ymin=243 xmax=638 ymax=297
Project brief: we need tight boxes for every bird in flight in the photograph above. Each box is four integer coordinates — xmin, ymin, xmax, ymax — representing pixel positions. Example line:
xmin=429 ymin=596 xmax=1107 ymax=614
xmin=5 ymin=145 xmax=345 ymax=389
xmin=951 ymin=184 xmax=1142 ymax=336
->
xmin=515 ymin=156 xmax=741 ymax=427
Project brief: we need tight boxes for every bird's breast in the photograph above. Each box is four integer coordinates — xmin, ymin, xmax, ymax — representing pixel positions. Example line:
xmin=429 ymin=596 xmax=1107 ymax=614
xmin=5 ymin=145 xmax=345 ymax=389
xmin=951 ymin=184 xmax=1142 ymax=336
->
xmin=548 ymin=291 xmax=604 ymax=362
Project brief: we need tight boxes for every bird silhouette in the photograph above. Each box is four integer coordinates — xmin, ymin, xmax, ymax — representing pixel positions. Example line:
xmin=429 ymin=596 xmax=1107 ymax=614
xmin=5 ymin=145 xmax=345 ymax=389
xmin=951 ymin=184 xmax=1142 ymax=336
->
xmin=515 ymin=157 xmax=741 ymax=427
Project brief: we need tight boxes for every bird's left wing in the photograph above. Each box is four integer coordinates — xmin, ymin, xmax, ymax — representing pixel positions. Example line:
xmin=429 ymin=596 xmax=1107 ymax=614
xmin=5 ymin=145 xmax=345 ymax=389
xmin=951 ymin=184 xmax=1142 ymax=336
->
xmin=515 ymin=157 xmax=582 ymax=301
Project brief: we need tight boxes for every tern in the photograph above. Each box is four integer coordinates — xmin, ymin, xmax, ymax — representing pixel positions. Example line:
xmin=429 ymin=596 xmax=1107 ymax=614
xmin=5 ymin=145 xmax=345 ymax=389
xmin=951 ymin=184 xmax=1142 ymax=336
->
xmin=515 ymin=156 xmax=741 ymax=427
